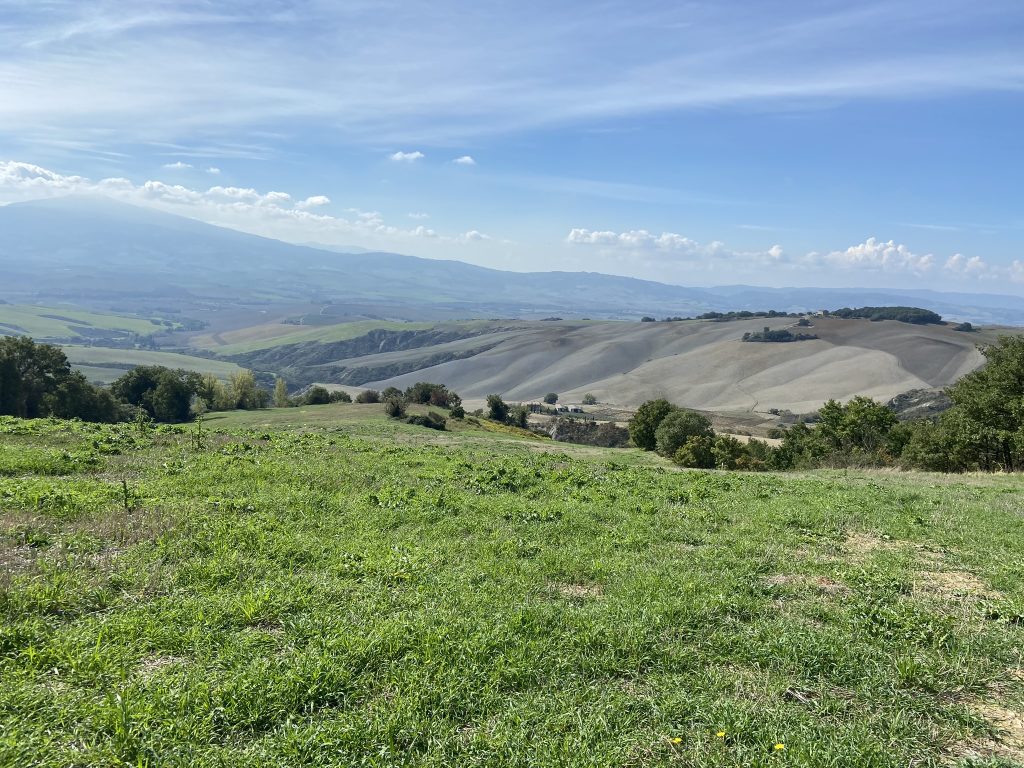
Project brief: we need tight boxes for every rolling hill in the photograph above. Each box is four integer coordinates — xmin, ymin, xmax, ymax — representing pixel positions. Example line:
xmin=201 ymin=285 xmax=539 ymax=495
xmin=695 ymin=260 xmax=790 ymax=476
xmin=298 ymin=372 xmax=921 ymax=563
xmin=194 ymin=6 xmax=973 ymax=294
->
xmin=223 ymin=316 xmax=989 ymax=415
xmin=4 ymin=195 xmax=1024 ymax=324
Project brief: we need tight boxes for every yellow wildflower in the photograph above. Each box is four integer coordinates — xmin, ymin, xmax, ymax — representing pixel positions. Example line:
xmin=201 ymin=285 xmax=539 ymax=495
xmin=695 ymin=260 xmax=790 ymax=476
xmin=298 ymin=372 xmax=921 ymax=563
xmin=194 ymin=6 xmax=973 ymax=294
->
xmin=774 ymin=743 xmax=785 ymax=751
xmin=671 ymin=737 xmax=682 ymax=744
xmin=716 ymin=731 xmax=726 ymax=738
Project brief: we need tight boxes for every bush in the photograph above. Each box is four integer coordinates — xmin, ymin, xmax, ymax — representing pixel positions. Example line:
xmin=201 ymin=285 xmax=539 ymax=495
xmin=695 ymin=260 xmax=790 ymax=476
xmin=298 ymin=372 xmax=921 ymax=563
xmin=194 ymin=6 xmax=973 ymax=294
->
xmin=628 ymin=399 xmax=677 ymax=451
xmin=449 ymin=404 xmax=465 ymax=419
xmin=673 ymin=435 xmax=715 ymax=468
xmin=654 ymin=408 xmax=713 ymax=458
xmin=582 ymin=393 xmax=597 ymax=405
xmin=355 ymin=389 xmax=380 ymax=404
xmin=304 ymin=386 xmax=331 ymax=405
xmin=543 ymin=392 xmax=558 ymax=405
xmin=384 ymin=397 xmax=407 ymax=418
xmin=507 ymin=405 xmax=529 ymax=428
xmin=486 ymin=394 xmax=509 ymax=422
xmin=712 ymin=435 xmax=746 ymax=469
xmin=329 ymin=390 xmax=352 ymax=403
xmin=406 ymin=411 xmax=446 ymax=430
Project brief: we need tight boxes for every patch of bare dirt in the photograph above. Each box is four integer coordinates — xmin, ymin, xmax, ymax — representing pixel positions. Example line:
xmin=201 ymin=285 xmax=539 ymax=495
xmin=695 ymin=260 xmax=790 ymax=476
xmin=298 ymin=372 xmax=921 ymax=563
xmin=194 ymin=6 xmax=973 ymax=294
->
xmin=137 ymin=655 xmax=188 ymax=678
xmin=550 ymin=582 xmax=603 ymax=600
xmin=762 ymin=573 xmax=851 ymax=596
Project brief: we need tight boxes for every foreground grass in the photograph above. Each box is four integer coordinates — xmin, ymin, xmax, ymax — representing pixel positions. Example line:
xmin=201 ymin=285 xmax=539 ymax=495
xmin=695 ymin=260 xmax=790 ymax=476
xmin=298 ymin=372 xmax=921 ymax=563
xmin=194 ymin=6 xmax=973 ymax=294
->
xmin=1 ymin=414 xmax=1023 ymax=767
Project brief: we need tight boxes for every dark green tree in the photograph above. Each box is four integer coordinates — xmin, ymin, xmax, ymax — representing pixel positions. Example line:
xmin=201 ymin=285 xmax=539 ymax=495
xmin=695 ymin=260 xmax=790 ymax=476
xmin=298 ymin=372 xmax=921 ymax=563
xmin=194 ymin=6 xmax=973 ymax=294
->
xmin=543 ymin=392 xmax=558 ymax=405
xmin=486 ymin=394 xmax=509 ymax=422
xmin=628 ymin=399 xmax=677 ymax=451
xmin=654 ymin=408 xmax=714 ymax=458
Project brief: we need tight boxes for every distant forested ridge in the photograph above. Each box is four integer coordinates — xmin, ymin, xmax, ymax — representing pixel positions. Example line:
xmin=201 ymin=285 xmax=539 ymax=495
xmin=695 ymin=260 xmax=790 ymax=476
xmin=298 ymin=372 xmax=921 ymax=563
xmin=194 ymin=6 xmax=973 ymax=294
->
xmin=829 ymin=306 xmax=942 ymax=324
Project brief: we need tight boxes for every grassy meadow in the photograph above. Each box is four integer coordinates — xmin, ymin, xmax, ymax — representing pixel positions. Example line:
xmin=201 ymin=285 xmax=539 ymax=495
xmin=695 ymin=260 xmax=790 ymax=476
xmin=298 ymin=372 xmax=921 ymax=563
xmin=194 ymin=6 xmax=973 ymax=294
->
xmin=62 ymin=347 xmax=246 ymax=386
xmin=1 ymin=405 xmax=1023 ymax=766
xmin=0 ymin=305 xmax=166 ymax=342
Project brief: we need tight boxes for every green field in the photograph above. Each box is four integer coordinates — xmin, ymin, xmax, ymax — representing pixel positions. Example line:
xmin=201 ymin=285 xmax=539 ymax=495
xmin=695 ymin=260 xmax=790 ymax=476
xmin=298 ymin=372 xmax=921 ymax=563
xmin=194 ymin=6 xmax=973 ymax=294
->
xmin=0 ymin=304 xmax=165 ymax=341
xmin=1 ymin=407 xmax=1022 ymax=766
xmin=62 ymin=346 xmax=246 ymax=385
xmin=190 ymin=320 xmax=441 ymax=355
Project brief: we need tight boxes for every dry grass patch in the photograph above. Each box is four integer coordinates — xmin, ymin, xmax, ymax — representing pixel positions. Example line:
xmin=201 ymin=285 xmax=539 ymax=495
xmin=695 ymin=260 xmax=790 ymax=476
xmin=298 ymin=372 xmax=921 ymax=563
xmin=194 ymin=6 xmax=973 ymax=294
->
xmin=137 ymin=655 xmax=189 ymax=678
xmin=550 ymin=582 xmax=603 ymax=601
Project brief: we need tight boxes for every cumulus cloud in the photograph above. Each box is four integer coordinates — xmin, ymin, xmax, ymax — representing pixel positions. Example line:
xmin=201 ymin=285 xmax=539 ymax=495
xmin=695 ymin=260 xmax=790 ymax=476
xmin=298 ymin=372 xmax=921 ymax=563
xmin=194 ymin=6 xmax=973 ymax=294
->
xmin=162 ymin=161 xmax=192 ymax=170
xmin=295 ymin=195 xmax=330 ymax=211
xmin=566 ymin=228 xmax=781 ymax=264
xmin=811 ymin=237 xmax=934 ymax=274
xmin=567 ymin=226 xmax=1021 ymax=283
xmin=453 ymin=155 xmax=476 ymax=166
xmin=205 ymin=166 xmax=221 ymax=175
xmin=0 ymin=159 xmax=492 ymax=251
xmin=389 ymin=150 xmax=425 ymax=163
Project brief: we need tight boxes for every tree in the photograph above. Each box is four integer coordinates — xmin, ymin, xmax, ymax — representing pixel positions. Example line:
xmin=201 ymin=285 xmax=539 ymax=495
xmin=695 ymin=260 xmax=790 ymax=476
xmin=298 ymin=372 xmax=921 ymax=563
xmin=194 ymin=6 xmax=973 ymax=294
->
xmin=508 ymin=404 xmax=529 ymax=428
xmin=486 ymin=394 xmax=509 ymax=422
xmin=543 ymin=392 xmax=558 ymax=405
xmin=304 ymin=385 xmax=331 ymax=405
xmin=815 ymin=396 xmax=897 ymax=458
xmin=628 ymin=399 xmax=677 ymax=451
xmin=582 ymin=393 xmax=597 ymax=405
xmin=274 ymin=378 xmax=290 ymax=407
xmin=943 ymin=335 xmax=1024 ymax=471
xmin=0 ymin=336 xmax=75 ymax=418
xmin=355 ymin=389 xmax=380 ymax=404
xmin=111 ymin=365 xmax=199 ymax=423
xmin=712 ymin=434 xmax=746 ymax=470
xmin=229 ymin=370 xmax=264 ymax=410
xmin=329 ymin=390 xmax=352 ymax=403
xmin=654 ymin=408 xmax=714 ymax=458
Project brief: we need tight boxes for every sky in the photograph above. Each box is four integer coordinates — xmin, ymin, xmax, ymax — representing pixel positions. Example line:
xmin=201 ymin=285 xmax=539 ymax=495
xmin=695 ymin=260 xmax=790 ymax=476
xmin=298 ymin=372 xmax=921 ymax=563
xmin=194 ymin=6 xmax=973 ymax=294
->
xmin=1 ymin=0 xmax=1022 ymax=292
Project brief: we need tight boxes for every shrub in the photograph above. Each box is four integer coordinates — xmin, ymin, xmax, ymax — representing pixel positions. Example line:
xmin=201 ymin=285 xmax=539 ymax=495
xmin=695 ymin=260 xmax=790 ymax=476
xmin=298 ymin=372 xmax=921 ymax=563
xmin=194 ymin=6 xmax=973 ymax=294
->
xmin=304 ymin=386 xmax=331 ymax=405
xmin=582 ymin=393 xmax=597 ymax=405
xmin=406 ymin=411 xmax=446 ymax=430
xmin=543 ymin=392 xmax=558 ymax=405
xmin=486 ymin=394 xmax=509 ymax=422
xmin=449 ymin=404 xmax=465 ymax=419
xmin=508 ymin=405 xmax=529 ymax=428
xmin=329 ymin=390 xmax=352 ymax=403
xmin=355 ymin=389 xmax=380 ymax=404
xmin=654 ymin=408 xmax=713 ymax=458
xmin=384 ymin=397 xmax=407 ymax=418
xmin=673 ymin=435 xmax=715 ymax=468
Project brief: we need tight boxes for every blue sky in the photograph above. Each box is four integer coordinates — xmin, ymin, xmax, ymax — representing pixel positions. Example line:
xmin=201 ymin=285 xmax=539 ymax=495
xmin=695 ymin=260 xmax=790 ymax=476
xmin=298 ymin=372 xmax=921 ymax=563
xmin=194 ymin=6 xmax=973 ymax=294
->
xmin=1 ymin=0 xmax=1022 ymax=291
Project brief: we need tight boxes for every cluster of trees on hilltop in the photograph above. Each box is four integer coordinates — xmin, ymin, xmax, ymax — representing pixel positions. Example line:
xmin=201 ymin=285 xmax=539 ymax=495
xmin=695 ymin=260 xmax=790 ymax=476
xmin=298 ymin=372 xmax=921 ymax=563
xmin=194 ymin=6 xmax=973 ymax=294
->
xmin=742 ymin=327 xmax=818 ymax=343
xmin=629 ymin=335 xmax=1024 ymax=473
xmin=830 ymin=306 xmax=942 ymax=324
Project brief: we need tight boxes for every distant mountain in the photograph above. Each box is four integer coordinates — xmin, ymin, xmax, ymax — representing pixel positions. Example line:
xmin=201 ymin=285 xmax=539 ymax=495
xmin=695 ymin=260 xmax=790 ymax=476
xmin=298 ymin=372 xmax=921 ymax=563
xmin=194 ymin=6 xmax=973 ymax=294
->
xmin=2 ymin=195 xmax=1022 ymax=324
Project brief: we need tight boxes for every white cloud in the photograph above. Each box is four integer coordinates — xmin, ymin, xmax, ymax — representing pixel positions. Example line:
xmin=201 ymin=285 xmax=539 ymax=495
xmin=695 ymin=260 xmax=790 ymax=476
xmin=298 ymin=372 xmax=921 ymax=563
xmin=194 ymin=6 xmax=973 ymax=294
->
xmin=389 ymin=150 xmax=425 ymax=163
xmin=407 ymin=211 xmax=429 ymax=219
xmin=567 ymin=227 xmax=1022 ymax=283
xmin=453 ymin=155 xmax=476 ymax=166
xmin=162 ymin=161 xmax=192 ymax=170
xmin=811 ymin=237 xmax=934 ymax=274
xmin=205 ymin=166 xmax=221 ymax=175
xmin=295 ymin=195 xmax=330 ymax=210
xmin=0 ymin=159 xmax=492 ymax=253
xmin=566 ymin=228 xmax=781 ymax=263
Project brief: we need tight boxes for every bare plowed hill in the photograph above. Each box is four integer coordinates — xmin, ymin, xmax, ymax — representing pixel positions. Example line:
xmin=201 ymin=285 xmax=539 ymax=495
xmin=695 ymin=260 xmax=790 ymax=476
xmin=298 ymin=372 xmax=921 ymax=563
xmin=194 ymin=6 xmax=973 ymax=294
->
xmin=351 ymin=317 xmax=988 ymax=414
